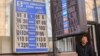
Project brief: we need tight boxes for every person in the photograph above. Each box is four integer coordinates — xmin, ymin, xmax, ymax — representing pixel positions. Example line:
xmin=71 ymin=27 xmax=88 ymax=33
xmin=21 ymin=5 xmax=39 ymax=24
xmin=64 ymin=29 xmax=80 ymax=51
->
xmin=76 ymin=35 xmax=94 ymax=56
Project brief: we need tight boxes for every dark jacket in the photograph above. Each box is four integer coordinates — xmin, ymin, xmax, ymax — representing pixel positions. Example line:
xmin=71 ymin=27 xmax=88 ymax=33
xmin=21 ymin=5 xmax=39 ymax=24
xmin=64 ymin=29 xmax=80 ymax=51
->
xmin=76 ymin=43 xmax=94 ymax=56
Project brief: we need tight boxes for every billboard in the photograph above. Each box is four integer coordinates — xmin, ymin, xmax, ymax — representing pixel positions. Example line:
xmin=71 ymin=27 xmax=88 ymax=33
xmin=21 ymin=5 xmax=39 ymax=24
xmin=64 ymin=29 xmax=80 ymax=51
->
xmin=51 ymin=0 xmax=87 ymax=38
xmin=13 ymin=0 xmax=48 ymax=53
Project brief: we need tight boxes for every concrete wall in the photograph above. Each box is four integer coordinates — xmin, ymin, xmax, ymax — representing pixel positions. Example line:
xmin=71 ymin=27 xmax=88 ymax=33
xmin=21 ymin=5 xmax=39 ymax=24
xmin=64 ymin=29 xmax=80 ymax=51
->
xmin=0 ymin=0 xmax=6 ymax=36
xmin=2 ymin=37 xmax=12 ymax=53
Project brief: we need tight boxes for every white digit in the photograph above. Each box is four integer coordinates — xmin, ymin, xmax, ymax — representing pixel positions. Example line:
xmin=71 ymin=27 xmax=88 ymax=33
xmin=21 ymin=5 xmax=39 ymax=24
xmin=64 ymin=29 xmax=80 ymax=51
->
xmin=17 ymin=1 xmax=23 ymax=7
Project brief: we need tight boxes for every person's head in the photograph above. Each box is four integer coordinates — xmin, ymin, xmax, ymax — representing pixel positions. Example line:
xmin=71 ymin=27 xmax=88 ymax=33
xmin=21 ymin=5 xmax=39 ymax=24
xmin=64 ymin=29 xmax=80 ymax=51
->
xmin=81 ymin=35 xmax=88 ymax=45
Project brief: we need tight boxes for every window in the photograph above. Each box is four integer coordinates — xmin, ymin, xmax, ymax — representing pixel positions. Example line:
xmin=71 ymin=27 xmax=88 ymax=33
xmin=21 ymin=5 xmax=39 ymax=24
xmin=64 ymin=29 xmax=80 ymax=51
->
xmin=56 ymin=37 xmax=76 ymax=52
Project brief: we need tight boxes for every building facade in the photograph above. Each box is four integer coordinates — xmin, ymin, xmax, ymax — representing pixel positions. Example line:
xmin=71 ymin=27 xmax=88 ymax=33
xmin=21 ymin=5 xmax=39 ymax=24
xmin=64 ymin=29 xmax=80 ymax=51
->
xmin=51 ymin=0 xmax=100 ymax=56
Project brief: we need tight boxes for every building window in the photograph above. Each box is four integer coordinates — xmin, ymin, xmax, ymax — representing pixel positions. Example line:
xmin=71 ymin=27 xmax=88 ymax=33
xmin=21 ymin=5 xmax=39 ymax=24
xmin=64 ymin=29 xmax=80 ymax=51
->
xmin=57 ymin=37 xmax=76 ymax=52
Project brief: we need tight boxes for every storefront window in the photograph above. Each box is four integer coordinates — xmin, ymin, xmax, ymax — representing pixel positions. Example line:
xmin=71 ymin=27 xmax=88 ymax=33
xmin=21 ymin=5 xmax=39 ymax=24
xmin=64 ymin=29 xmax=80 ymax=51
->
xmin=56 ymin=37 xmax=76 ymax=52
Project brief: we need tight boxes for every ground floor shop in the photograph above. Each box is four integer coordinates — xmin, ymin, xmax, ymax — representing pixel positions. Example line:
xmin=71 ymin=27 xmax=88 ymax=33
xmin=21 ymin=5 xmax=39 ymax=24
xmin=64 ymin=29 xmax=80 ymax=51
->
xmin=56 ymin=24 xmax=99 ymax=56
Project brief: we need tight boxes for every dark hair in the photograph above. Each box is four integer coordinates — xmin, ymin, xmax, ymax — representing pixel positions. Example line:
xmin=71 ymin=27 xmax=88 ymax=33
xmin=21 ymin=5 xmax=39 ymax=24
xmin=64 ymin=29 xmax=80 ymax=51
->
xmin=81 ymin=34 xmax=89 ymax=41
xmin=81 ymin=33 xmax=88 ymax=38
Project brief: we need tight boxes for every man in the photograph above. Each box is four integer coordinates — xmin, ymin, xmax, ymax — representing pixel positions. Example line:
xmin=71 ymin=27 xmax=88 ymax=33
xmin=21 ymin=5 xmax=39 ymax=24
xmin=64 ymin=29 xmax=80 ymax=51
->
xmin=76 ymin=35 xmax=94 ymax=56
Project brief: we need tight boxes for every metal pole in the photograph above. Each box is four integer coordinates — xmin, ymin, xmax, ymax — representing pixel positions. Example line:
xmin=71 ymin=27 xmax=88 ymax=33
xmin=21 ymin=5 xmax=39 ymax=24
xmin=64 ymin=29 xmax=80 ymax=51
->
xmin=50 ymin=0 xmax=57 ymax=56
